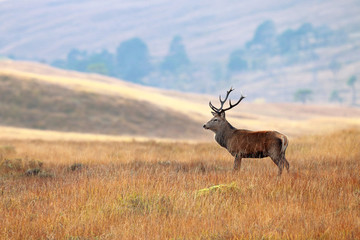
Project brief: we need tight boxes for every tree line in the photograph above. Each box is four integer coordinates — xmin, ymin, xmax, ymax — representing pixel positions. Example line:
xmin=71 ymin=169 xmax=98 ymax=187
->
xmin=52 ymin=36 xmax=190 ymax=85
xmin=52 ymin=20 xmax=350 ymax=81
xmin=227 ymin=21 xmax=348 ymax=73
xmin=50 ymin=20 xmax=357 ymax=104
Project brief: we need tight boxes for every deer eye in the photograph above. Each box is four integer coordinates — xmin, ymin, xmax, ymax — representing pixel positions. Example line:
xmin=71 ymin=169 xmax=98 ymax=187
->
xmin=213 ymin=119 xmax=218 ymax=122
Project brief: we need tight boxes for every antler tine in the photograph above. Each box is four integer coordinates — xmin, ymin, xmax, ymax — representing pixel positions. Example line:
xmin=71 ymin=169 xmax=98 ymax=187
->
xmin=222 ymin=94 xmax=246 ymax=112
xmin=219 ymin=87 xmax=233 ymax=104
xmin=208 ymin=87 xmax=242 ymax=113
xmin=209 ymin=101 xmax=220 ymax=113
xmin=216 ymin=87 xmax=234 ymax=111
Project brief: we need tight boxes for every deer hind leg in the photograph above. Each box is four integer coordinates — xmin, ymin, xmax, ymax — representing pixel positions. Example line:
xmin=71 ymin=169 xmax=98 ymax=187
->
xmin=280 ymin=136 xmax=289 ymax=173
xmin=270 ymin=157 xmax=284 ymax=176
xmin=283 ymin=157 xmax=290 ymax=172
xmin=280 ymin=152 xmax=290 ymax=173
xmin=233 ymin=154 xmax=242 ymax=171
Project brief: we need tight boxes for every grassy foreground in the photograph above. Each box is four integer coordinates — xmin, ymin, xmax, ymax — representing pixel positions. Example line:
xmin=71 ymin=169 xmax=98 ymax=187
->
xmin=0 ymin=129 xmax=359 ymax=239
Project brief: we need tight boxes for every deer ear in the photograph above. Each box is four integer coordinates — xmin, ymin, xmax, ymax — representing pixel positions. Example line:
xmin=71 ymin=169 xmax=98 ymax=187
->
xmin=211 ymin=111 xmax=217 ymax=116
xmin=220 ymin=111 xmax=226 ymax=118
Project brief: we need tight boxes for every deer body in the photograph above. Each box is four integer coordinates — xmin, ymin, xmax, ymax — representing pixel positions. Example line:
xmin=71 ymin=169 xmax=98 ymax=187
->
xmin=203 ymin=88 xmax=289 ymax=175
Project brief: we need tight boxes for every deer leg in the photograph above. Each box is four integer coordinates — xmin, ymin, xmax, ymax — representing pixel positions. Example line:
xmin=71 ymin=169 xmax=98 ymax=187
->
xmin=280 ymin=152 xmax=290 ymax=173
xmin=270 ymin=157 xmax=283 ymax=176
xmin=233 ymin=155 xmax=242 ymax=171
xmin=278 ymin=159 xmax=284 ymax=176
xmin=283 ymin=157 xmax=290 ymax=172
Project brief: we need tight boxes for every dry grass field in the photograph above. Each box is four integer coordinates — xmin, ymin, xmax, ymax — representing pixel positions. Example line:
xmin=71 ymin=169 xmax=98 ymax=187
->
xmin=0 ymin=61 xmax=360 ymax=239
xmin=0 ymin=128 xmax=359 ymax=239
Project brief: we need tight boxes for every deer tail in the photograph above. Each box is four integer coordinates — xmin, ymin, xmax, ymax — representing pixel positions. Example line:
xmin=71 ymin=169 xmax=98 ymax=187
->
xmin=281 ymin=135 xmax=288 ymax=154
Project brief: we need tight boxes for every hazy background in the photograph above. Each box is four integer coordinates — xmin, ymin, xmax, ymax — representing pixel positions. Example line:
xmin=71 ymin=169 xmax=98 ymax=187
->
xmin=1 ymin=0 xmax=359 ymax=103
xmin=0 ymin=0 xmax=360 ymax=140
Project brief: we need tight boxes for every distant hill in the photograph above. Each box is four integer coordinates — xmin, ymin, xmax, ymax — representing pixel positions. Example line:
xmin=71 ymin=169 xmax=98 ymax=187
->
xmin=0 ymin=60 xmax=359 ymax=140
xmin=1 ymin=0 xmax=360 ymax=101
xmin=0 ymin=0 xmax=359 ymax=61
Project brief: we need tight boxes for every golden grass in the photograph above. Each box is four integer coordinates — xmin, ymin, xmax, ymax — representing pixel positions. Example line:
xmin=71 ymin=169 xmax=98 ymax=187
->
xmin=0 ymin=129 xmax=359 ymax=239
xmin=0 ymin=125 xmax=164 ymax=142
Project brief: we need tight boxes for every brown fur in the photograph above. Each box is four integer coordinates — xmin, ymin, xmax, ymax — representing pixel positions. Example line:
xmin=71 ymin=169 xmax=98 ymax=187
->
xmin=204 ymin=112 xmax=289 ymax=175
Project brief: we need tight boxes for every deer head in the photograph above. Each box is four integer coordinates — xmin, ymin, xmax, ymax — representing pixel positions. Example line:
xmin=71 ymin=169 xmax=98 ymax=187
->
xmin=203 ymin=87 xmax=245 ymax=133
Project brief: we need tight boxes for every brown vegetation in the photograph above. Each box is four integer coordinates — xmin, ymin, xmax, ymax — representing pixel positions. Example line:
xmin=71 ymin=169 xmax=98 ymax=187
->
xmin=0 ymin=129 xmax=359 ymax=239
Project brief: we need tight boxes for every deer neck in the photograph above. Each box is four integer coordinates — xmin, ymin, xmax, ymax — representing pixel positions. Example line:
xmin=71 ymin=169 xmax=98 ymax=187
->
xmin=215 ymin=122 xmax=236 ymax=148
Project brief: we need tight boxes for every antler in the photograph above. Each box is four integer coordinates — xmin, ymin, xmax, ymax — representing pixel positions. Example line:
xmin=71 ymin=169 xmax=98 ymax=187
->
xmin=209 ymin=87 xmax=245 ymax=113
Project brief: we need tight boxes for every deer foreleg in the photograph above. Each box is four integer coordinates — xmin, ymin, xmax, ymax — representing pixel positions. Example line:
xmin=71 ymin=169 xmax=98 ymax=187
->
xmin=233 ymin=154 xmax=242 ymax=170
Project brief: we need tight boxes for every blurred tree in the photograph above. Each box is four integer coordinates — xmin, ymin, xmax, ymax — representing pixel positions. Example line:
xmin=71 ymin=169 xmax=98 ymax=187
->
xmin=314 ymin=25 xmax=333 ymax=47
xmin=278 ymin=29 xmax=299 ymax=54
xmin=277 ymin=23 xmax=320 ymax=64
xmin=227 ymin=50 xmax=248 ymax=72
xmin=294 ymin=89 xmax=313 ymax=103
xmin=86 ymin=50 xmax=115 ymax=76
xmin=66 ymin=49 xmax=88 ymax=72
xmin=347 ymin=75 xmax=357 ymax=105
xmin=251 ymin=57 xmax=267 ymax=71
xmin=329 ymin=90 xmax=343 ymax=103
xmin=246 ymin=20 xmax=277 ymax=53
xmin=116 ymin=38 xmax=152 ymax=83
xmin=87 ymin=63 xmax=108 ymax=75
xmin=161 ymin=36 xmax=190 ymax=73
xmin=296 ymin=23 xmax=314 ymax=50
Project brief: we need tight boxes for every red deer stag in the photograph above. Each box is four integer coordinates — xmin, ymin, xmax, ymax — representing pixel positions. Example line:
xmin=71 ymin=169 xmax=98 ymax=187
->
xmin=203 ymin=88 xmax=289 ymax=175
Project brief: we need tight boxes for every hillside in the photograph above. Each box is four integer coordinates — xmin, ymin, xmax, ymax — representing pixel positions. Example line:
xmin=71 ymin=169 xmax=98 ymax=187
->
xmin=0 ymin=60 xmax=360 ymax=140
xmin=0 ymin=61 xmax=211 ymax=139
xmin=0 ymin=75 xmax=205 ymax=139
